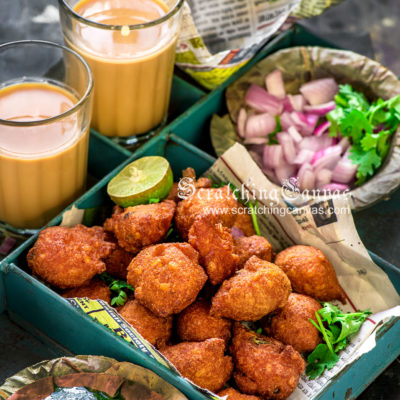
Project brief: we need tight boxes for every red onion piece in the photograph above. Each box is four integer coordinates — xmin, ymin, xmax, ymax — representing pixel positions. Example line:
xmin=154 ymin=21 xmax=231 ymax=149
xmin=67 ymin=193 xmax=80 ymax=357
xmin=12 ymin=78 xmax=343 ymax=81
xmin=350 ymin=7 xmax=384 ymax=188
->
xmin=288 ymin=94 xmax=306 ymax=112
xmin=245 ymin=84 xmax=283 ymax=115
xmin=246 ymin=113 xmax=276 ymax=138
xmin=244 ymin=137 xmax=268 ymax=145
xmin=293 ymin=149 xmax=315 ymax=165
xmin=275 ymin=164 xmax=297 ymax=184
xmin=283 ymin=96 xmax=294 ymax=112
xmin=300 ymin=78 xmax=339 ymax=106
xmin=298 ymin=163 xmax=315 ymax=191
xmin=304 ymin=101 xmax=336 ymax=115
xmin=320 ymin=183 xmax=350 ymax=193
xmin=237 ymin=108 xmax=247 ymax=138
xmin=290 ymin=112 xmax=315 ymax=136
xmin=338 ymin=137 xmax=350 ymax=153
xmin=312 ymin=145 xmax=342 ymax=172
xmin=280 ymin=112 xmax=295 ymax=131
xmin=288 ymin=126 xmax=303 ymax=143
xmin=263 ymin=145 xmax=284 ymax=169
xmin=298 ymin=135 xmax=334 ymax=152
xmin=265 ymin=69 xmax=286 ymax=99
xmin=231 ymin=226 xmax=245 ymax=239
xmin=314 ymin=121 xmax=331 ymax=137
xmin=332 ymin=153 xmax=358 ymax=183
xmin=316 ymin=168 xmax=332 ymax=188
xmin=277 ymin=132 xmax=297 ymax=164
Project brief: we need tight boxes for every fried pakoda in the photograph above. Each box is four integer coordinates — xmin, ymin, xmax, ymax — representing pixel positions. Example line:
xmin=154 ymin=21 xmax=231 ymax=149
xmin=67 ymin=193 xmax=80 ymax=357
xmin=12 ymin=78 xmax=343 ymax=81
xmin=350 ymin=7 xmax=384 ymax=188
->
xmin=61 ymin=278 xmax=111 ymax=304
xmin=189 ymin=216 xmax=239 ymax=285
xmin=211 ymin=256 xmax=291 ymax=321
xmin=266 ymin=293 xmax=321 ymax=353
xmin=104 ymin=201 xmax=176 ymax=254
xmin=274 ymin=245 xmax=346 ymax=303
xmin=161 ymin=338 xmax=233 ymax=392
xmin=177 ymin=299 xmax=232 ymax=344
xmin=231 ymin=324 xmax=305 ymax=400
xmin=218 ymin=388 xmax=261 ymax=400
xmin=27 ymin=225 xmax=115 ymax=289
xmin=119 ymin=299 xmax=172 ymax=348
xmin=127 ymin=243 xmax=207 ymax=317
xmin=104 ymin=233 xmax=133 ymax=280
xmin=175 ymin=186 xmax=242 ymax=240
xmin=235 ymin=236 xmax=273 ymax=267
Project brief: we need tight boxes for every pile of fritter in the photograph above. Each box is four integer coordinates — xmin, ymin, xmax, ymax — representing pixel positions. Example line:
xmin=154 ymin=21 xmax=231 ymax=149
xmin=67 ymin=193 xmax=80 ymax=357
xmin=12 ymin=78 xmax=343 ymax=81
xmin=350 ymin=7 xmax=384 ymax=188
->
xmin=27 ymin=168 xmax=346 ymax=400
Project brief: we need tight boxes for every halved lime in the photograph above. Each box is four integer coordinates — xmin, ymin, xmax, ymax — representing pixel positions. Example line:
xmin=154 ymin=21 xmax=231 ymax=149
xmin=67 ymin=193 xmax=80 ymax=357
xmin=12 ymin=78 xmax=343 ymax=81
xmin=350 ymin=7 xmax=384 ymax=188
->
xmin=107 ymin=156 xmax=173 ymax=207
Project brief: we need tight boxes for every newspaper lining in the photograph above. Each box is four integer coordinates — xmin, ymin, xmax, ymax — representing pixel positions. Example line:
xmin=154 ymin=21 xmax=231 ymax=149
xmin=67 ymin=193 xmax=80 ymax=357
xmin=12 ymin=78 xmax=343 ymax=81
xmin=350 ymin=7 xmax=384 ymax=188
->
xmin=176 ymin=0 xmax=344 ymax=89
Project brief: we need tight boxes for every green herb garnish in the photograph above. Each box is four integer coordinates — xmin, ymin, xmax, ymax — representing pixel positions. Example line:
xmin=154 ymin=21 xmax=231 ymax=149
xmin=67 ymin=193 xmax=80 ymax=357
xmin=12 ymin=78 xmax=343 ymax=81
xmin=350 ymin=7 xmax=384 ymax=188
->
xmin=306 ymin=302 xmax=372 ymax=379
xmin=327 ymin=84 xmax=400 ymax=185
xmin=99 ymin=272 xmax=134 ymax=306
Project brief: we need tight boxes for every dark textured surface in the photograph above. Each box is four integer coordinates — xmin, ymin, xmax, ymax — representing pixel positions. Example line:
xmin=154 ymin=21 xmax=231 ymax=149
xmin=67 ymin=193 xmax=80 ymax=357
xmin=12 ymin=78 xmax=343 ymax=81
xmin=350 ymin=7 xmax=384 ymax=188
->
xmin=1 ymin=0 xmax=400 ymax=398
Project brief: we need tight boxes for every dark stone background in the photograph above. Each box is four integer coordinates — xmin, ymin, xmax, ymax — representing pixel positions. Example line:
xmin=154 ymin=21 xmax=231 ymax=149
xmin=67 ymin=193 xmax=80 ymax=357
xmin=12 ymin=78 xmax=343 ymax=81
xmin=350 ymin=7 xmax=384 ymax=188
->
xmin=0 ymin=0 xmax=399 ymax=398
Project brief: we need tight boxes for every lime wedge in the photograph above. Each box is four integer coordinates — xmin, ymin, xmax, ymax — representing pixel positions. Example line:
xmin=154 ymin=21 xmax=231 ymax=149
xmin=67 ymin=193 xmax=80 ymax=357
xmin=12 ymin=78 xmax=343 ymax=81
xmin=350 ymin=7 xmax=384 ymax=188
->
xmin=107 ymin=156 xmax=173 ymax=207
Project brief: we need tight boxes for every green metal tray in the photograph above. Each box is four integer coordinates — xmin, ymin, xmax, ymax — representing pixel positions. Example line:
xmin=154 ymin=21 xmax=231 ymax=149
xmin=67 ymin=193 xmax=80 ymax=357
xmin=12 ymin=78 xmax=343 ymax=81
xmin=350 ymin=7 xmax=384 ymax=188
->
xmin=1 ymin=132 xmax=400 ymax=400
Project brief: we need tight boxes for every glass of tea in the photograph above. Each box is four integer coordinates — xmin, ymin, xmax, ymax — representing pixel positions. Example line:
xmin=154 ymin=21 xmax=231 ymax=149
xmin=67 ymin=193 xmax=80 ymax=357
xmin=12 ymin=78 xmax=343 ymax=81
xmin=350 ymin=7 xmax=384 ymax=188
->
xmin=58 ymin=0 xmax=184 ymax=145
xmin=0 ymin=40 xmax=93 ymax=230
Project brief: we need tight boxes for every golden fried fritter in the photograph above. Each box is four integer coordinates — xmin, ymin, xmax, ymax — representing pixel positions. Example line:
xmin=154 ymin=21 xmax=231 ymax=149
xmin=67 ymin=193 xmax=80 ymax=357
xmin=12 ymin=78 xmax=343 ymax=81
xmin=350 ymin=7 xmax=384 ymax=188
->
xmin=104 ymin=200 xmax=176 ymax=254
xmin=235 ymin=236 xmax=273 ymax=267
xmin=177 ymin=299 xmax=232 ymax=344
xmin=218 ymin=388 xmax=261 ymax=400
xmin=127 ymin=243 xmax=207 ymax=317
xmin=104 ymin=233 xmax=133 ymax=280
xmin=61 ymin=278 xmax=111 ymax=304
xmin=161 ymin=338 xmax=233 ymax=392
xmin=211 ymin=256 xmax=291 ymax=321
xmin=119 ymin=299 xmax=172 ymax=348
xmin=274 ymin=245 xmax=346 ymax=303
xmin=175 ymin=186 xmax=242 ymax=240
xmin=231 ymin=324 xmax=305 ymax=400
xmin=232 ymin=211 xmax=256 ymax=237
xmin=189 ymin=216 xmax=239 ymax=285
xmin=27 ymin=225 xmax=115 ymax=289
xmin=266 ymin=293 xmax=321 ymax=353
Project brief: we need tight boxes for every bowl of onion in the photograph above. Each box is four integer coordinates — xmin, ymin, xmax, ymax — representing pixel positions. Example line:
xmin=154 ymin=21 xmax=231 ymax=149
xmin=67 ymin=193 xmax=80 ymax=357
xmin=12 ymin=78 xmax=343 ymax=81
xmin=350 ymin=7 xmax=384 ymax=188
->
xmin=218 ymin=47 xmax=400 ymax=210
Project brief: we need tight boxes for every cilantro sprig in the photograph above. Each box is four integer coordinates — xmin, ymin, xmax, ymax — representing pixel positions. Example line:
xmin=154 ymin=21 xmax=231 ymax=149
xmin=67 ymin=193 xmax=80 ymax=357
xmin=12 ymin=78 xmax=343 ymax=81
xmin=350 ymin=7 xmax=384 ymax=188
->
xmin=99 ymin=272 xmax=134 ymax=307
xmin=306 ymin=302 xmax=372 ymax=379
xmin=327 ymin=84 xmax=400 ymax=186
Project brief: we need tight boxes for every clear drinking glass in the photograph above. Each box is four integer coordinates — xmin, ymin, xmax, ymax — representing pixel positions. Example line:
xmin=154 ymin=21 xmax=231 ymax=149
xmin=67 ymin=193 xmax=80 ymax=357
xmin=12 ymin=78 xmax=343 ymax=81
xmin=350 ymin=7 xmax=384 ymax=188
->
xmin=58 ymin=0 xmax=184 ymax=145
xmin=0 ymin=40 xmax=93 ymax=229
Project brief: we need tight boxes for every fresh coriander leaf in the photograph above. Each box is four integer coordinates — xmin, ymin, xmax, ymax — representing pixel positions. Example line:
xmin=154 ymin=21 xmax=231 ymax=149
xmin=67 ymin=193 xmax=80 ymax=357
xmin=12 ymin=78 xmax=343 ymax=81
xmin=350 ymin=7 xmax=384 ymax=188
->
xmin=336 ymin=84 xmax=370 ymax=112
xmin=306 ymin=344 xmax=339 ymax=379
xmin=248 ymin=201 xmax=261 ymax=236
xmin=334 ymin=338 xmax=347 ymax=352
xmin=340 ymin=109 xmax=373 ymax=142
xmin=327 ymin=107 xmax=346 ymax=137
xmin=350 ymin=147 xmax=381 ymax=178
xmin=318 ymin=302 xmax=341 ymax=324
xmin=256 ymin=328 xmax=263 ymax=334
xmin=267 ymin=116 xmax=282 ymax=145
xmin=361 ymin=133 xmax=380 ymax=152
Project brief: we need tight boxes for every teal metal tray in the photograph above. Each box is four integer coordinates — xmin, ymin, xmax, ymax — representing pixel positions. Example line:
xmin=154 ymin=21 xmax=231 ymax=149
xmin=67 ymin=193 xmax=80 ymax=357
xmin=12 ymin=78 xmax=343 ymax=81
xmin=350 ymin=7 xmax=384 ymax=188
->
xmin=1 ymin=132 xmax=400 ymax=400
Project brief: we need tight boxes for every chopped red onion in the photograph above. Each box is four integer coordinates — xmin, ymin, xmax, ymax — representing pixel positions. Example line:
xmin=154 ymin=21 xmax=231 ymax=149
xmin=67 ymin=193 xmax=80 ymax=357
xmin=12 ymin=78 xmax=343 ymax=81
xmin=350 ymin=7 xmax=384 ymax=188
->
xmin=314 ymin=121 xmax=331 ymax=137
xmin=283 ymin=96 xmax=294 ymax=112
xmin=332 ymin=153 xmax=358 ymax=183
xmin=288 ymin=94 xmax=306 ymax=112
xmin=275 ymin=164 xmax=297 ymax=184
xmin=265 ymin=69 xmax=286 ymax=99
xmin=298 ymin=163 xmax=315 ymax=191
xmin=304 ymin=101 xmax=336 ymax=116
xmin=316 ymin=168 xmax=332 ymax=188
xmin=320 ymin=183 xmax=350 ymax=193
xmin=290 ymin=112 xmax=315 ymax=136
xmin=288 ymin=126 xmax=303 ymax=143
xmin=244 ymin=137 xmax=268 ymax=145
xmin=263 ymin=144 xmax=284 ymax=169
xmin=293 ymin=149 xmax=315 ymax=165
xmin=246 ymin=113 xmax=276 ymax=138
xmin=237 ymin=108 xmax=247 ymax=138
xmin=280 ymin=112 xmax=295 ymax=131
xmin=298 ymin=136 xmax=333 ymax=152
xmin=277 ymin=132 xmax=297 ymax=164
xmin=300 ymin=78 xmax=339 ymax=106
xmin=312 ymin=145 xmax=342 ymax=172
xmin=245 ymin=84 xmax=283 ymax=115
xmin=338 ymin=137 xmax=350 ymax=153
